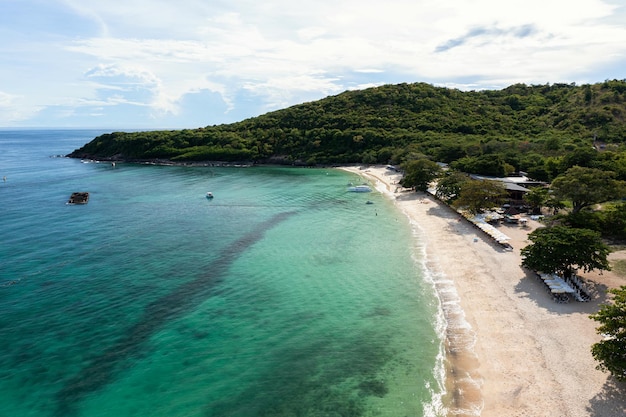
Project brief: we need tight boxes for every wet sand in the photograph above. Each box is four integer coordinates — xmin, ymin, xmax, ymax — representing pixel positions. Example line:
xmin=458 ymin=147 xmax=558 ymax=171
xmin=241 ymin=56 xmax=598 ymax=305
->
xmin=341 ymin=166 xmax=626 ymax=417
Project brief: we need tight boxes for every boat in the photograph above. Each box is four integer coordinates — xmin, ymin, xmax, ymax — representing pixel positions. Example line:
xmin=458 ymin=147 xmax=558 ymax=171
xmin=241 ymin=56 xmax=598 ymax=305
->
xmin=347 ymin=185 xmax=372 ymax=192
xmin=366 ymin=200 xmax=374 ymax=204
xmin=206 ymin=192 xmax=214 ymax=199
xmin=67 ymin=192 xmax=89 ymax=204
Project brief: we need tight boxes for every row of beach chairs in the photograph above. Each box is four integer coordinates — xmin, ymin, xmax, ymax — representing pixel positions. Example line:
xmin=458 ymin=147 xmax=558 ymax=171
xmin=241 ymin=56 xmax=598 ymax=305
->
xmin=534 ymin=272 xmax=591 ymax=303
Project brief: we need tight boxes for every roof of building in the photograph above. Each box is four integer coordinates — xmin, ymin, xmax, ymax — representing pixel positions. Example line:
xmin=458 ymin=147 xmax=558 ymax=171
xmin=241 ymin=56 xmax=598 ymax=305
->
xmin=469 ymin=174 xmax=545 ymax=192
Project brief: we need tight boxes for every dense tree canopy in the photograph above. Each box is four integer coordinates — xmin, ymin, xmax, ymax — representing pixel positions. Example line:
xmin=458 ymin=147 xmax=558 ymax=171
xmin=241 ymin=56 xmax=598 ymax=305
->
xmin=590 ymin=286 xmax=626 ymax=381
xmin=68 ymin=81 xmax=626 ymax=180
xmin=399 ymin=159 xmax=442 ymax=191
xmin=550 ymin=166 xmax=625 ymax=214
xmin=435 ymin=170 xmax=470 ymax=202
xmin=522 ymin=186 xmax=550 ymax=214
xmin=450 ymin=154 xmax=514 ymax=177
xmin=452 ymin=179 xmax=507 ymax=214
xmin=521 ymin=226 xmax=611 ymax=278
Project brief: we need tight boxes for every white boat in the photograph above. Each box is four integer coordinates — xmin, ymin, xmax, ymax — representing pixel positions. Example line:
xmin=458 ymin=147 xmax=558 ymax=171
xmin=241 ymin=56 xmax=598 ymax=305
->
xmin=206 ymin=192 xmax=214 ymax=199
xmin=347 ymin=185 xmax=372 ymax=192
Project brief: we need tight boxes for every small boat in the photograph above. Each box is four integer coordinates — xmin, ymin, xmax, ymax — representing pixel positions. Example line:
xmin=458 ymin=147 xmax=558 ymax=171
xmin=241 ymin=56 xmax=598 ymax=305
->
xmin=67 ymin=192 xmax=89 ymax=204
xmin=206 ymin=192 xmax=214 ymax=199
xmin=347 ymin=185 xmax=372 ymax=192
xmin=366 ymin=200 xmax=374 ymax=204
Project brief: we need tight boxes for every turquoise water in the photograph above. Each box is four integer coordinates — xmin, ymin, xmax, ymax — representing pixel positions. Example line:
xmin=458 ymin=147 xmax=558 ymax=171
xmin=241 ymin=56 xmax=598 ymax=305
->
xmin=0 ymin=130 xmax=445 ymax=417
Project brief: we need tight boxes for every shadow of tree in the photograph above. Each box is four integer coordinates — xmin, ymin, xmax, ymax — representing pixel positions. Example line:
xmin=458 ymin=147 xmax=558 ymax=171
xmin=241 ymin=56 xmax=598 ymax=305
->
xmin=513 ymin=270 xmax=611 ymax=314
xmin=586 ymin=378 xmax=626 ymax=417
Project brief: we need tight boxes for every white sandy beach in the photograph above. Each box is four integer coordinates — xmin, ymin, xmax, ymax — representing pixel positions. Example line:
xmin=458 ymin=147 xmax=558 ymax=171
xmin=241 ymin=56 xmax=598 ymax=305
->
xmin=341 ymin=166 xmax=626 ymax=417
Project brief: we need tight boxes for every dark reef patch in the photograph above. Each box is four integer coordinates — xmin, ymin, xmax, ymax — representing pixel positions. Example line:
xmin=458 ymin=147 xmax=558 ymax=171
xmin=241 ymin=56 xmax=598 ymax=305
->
xmin=54 ymin=211 xmax=296 ymax=416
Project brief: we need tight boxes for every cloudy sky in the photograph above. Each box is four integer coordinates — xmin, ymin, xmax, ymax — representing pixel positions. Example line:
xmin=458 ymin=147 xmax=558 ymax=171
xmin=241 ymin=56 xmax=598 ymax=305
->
xmin=2 ymin=0 xmax=626 ymax=129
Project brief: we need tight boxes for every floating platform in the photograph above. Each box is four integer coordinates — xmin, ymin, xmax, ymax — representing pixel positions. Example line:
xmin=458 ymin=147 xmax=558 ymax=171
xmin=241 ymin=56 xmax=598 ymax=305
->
xmin=68 ymin=192 xmax=89 ymax=204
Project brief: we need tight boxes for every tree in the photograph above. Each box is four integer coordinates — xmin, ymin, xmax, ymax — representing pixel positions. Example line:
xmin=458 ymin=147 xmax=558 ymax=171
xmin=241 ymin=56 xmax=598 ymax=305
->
xmin=399 ymin=159 xmax=442 ymax=192
xmin=450 ymin=154 xmax=511 ymax=177
xmin=435 ymin=170 xmax=470 ymax=202
xmin=453 ymin=179 xmax=507 ymax=214
xmin=521 ymin=225 xmax=611 ymax=279
xmin=550 ymin=166 xmax=625 ymax=214
xmin=523 ymin=186 xmax=549 ymax=214
xmin=599 ymin=202 xmax=626 ymax=240
xmin=590 ymin=286 xmax=626 ymax=381
xmin=559 ymin=146 xmax=597 ymax=170
xmin=545 ymin=194 xmax=566 ymax=215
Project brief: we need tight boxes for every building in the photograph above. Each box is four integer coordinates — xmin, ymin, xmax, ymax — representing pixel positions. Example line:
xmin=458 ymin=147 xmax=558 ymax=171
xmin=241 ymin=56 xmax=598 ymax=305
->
xmin=470 ymin=173 xmax=547 ymax=205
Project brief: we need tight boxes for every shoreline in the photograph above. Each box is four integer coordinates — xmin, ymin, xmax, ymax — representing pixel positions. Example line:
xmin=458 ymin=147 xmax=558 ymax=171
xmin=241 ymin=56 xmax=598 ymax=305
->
xmin=340 ymin=165 xmax=626 ymax=417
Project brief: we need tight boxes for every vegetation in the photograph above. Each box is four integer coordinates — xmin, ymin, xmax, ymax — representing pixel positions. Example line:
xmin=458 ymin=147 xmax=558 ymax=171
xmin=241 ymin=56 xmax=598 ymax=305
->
xmin=521 ymin=226 xmax=611 ymax=278
xmin=398 ymin=159 xmax=441 ymax=191
xmin=549 ymin=201 xmax=626 ymax=241
xmin=451 ymin=179 xmax=508 ymax=214
xmin=590 ymin=286 xmax=626 ymax=381
xmin=435 ymin=170 xmax=470 ymax=202
xmin=522 ymin=186 xmax=550 ymax=214
xmin=550 ymin=166 xmax=625 ymax=214
xmin=68 ymin=81 xmax=626 ymax=182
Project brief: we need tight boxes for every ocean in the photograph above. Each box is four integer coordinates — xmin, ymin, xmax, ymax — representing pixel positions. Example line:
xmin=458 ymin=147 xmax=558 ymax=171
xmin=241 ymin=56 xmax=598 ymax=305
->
xmin=0 ymin=130 xmax=446 ymax=417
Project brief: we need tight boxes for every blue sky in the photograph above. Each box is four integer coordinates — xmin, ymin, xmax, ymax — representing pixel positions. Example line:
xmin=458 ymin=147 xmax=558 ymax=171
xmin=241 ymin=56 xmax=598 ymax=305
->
xmin=2 ymin=0 xmax=626 ymax=129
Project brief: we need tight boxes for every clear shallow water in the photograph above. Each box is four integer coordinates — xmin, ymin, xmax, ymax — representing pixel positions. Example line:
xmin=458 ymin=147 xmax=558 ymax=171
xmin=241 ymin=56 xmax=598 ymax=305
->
xmin=0 ymin=130 xmax=445 ymax=417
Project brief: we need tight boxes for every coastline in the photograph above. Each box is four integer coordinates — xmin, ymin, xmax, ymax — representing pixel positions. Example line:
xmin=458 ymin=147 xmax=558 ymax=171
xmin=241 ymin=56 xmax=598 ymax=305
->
xmin=340 ymin=165 xmax=626 ymax=417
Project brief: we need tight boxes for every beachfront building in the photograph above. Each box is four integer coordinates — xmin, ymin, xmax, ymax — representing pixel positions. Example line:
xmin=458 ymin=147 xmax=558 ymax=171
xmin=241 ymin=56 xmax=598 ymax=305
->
xmin=469 ymin=173 xmax=546 ymax=207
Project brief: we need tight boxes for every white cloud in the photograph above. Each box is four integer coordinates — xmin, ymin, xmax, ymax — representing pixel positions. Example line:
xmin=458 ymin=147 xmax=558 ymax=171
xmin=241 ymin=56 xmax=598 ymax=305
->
xmin=0 ymin=91 xmax=43 ymax=125
xmin=2 ymin=0 xmax=626 ymax=127
xmin=0 ymin=91 xmax=16 ymax=107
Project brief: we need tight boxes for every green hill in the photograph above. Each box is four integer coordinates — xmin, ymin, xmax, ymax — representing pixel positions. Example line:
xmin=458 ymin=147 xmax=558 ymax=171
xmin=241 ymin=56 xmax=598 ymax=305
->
xmin=67 ymin=80 xmax=626 ymax=181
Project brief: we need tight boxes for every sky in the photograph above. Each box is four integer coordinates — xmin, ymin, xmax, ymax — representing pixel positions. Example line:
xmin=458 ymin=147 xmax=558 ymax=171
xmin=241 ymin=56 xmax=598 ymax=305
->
xmin=2 ymin=0 xmax=626 ymax=129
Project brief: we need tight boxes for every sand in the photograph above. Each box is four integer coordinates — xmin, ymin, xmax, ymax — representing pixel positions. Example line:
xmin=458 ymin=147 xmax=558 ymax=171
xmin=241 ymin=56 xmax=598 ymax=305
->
xmin=340 ymin=166 xmax=626 ymax=417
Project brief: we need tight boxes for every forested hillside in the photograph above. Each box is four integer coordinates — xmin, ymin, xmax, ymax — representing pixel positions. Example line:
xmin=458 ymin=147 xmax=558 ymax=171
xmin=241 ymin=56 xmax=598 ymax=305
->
xmin=68 ymin=80 xmax=626 ymax=181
